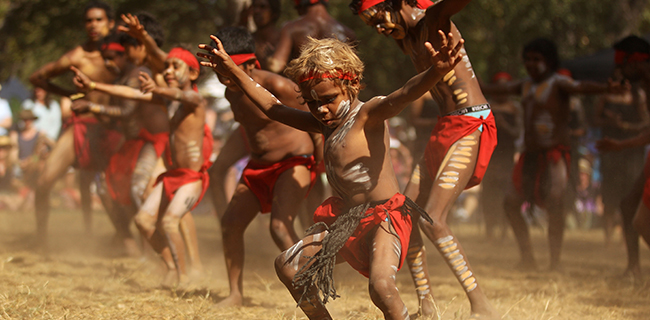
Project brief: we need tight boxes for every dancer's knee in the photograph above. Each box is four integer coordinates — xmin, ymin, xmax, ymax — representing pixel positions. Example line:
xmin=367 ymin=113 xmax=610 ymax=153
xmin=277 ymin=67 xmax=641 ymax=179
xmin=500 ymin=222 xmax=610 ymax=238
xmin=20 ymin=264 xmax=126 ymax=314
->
xmin=161 ymin=215 xmax=181 ymax=234
xmin=275 ymin=252 xmax=295 ymax=285
xmin=368 ymin=276 xmax=398 ymax=306
xmin=270 ymin=218 xmax=291 ymax=238
xmin=134 ymin=211 xmax=156 ymax=232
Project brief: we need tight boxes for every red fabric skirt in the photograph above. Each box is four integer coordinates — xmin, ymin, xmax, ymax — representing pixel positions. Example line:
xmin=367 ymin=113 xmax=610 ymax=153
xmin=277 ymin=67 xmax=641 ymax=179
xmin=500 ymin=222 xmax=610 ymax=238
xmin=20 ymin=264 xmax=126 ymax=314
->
xmin=423 ymin=111 xmax=497 ymax=189
xmin=242 ymin=155 xmax=316 ymax=213
xmin=512 ymin=145 xmax=570 ymax=207
xmin=156 ymin=125 xmax=213 ymax=210
xmin=312 ymin=193 xmax=413 ymax=278
xmin=105 ymin=129 xmax=169 ymax=205
xmin=72 ymin=114 xmax=123 ymax=171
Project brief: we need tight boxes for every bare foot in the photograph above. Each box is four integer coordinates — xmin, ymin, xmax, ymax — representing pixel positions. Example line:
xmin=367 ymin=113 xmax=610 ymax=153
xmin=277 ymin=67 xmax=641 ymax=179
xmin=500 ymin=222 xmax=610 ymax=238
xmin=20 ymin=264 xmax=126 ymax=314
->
xmin=160 ymin=270 xmax=178 ymax=289
xmin=468 ymin=311 xmax=501 ymax=320
xmin=418 ymin=295 xmax=436 ymax=319
xmin=215 ymin=294 xmax=243 ymax=307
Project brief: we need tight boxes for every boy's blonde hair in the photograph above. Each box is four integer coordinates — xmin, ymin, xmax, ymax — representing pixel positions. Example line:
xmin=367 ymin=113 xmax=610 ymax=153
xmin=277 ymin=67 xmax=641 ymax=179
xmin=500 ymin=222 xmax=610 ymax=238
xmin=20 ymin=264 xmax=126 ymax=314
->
xmin=284 ymin=37 xmax=364 ymax=99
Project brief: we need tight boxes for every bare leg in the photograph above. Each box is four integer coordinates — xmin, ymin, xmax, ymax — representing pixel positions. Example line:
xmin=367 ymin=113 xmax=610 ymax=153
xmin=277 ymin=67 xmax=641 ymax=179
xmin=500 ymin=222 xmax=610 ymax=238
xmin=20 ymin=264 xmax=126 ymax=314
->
xmin=34 ymin=128 xmax=76 ymax=248
xmin=78 ymin=169 xmax=94 ymax=235
xmin=275 ymin=229 xmax=332 ymax=319
xmin=408 ymin=130 xmax=499 ymax=319
xmin=504 ymin=188 xmax=532 ymax=268
xmin=208 ymin=131 xmax=248 ymax=219
xmin=179 ymin=213 xmax=203 ymax=275
xmin=545 ymin=160 xmax=568 ymax=270
xmin=633 ymin=201 xmax=650 ymax=252
xmin=621 ymin=173 xmax=643 ymax=278
xmin=134 ymin=183 xmax=176 ymax=285
xmin=270 ymin=165 xmax=311 ymax=249
xmin=403 ymin=164 xmax=436 ymax=317
xmin=217 ymin=181 xmax=263 ymax=306
xmin=158 ymin=180 xmax=203 ymax=285
xmin=368 ymin=222 xmax=412 ymax=320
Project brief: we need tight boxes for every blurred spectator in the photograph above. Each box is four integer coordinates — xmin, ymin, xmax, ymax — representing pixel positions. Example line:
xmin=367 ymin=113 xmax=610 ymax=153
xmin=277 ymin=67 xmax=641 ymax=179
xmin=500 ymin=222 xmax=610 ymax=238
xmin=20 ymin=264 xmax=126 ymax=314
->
xmin=481 ymin=72 xmax=522 ymax=240
xmin=21 ymin=87 xmax=62 ymax=140
xmin=12 ymin=110 xmax=54 ymax=188
xmin=571 ymin=157 xmax=602 ymax=230
xmin=0 ymin=135 xmax=21 ymax=210
xmin=0 ymin=85 xmax=13 ymax=136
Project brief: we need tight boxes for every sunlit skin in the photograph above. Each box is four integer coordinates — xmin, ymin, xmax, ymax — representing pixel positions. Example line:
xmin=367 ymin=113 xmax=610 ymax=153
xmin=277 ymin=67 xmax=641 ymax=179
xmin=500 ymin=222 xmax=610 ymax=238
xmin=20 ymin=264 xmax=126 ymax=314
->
xmin=199 ymin=37 xmax=318 ymax=307
xmin=483 ymin=48 xmax=628 ymax=274
xmin=358 ymin=1 xmax=497 ymax=318
xmin=199 ymin=32 xmax=463 ymax=319
xmin=72 ymin=54 xmax=206 ymax=287
xmin=266 ymin=1 xmax=356 ymax=73
xmin=28 ymin=6 xmax=116 ymax=250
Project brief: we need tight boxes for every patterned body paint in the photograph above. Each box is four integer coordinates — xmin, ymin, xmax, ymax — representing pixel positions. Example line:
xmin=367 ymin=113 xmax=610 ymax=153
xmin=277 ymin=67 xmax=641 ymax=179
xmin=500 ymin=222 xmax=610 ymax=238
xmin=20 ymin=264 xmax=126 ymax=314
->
xmin=406 ymin=246 xmax=431 ymax=299
xmin=323 ymin=102 xmax=369 ymax=196
xmin=434 ymin=135 xmax=476 ymax=190
xmin=285 ymin=239 xmax=304 ymax=271
xmin=435 ymin=235 xmax=477 ymax=293
xmin=186 ymin=140 xmax=201 ymax=163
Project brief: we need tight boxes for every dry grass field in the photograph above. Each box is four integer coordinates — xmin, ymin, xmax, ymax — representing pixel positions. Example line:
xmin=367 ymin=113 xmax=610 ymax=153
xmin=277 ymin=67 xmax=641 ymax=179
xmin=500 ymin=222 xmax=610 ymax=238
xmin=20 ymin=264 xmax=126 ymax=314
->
xmin=0 ymin=208 xmax=649 ymax=319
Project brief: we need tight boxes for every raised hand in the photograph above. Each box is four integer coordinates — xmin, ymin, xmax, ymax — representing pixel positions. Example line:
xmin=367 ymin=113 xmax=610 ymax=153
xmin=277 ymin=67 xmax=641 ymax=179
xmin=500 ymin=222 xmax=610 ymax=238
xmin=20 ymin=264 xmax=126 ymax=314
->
xmin=118 ymin=13 xmax=147 ymax=41
xmin=197 ymin=35 xmax=239 ymax=77
xmin=71 ymin=99 xmax=91 ymax=114
xmin=425 ymin=31 xmax=464 ymax=76
xmin=139 ymin=72 xmax=157 ymax=94
xmin=607 ymin=78 xmax=630 ymax=95
xmin=70 ymin=66 xmax=93 ymax=92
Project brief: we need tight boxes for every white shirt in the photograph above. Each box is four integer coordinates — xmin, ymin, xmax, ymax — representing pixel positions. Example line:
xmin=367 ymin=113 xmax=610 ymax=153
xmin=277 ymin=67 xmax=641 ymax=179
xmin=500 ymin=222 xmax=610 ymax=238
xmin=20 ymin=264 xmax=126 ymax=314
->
xmin=22 ymin=99 xmax=61 ymax=140
xmin=0 ymin=98 xmax=12 ymax=136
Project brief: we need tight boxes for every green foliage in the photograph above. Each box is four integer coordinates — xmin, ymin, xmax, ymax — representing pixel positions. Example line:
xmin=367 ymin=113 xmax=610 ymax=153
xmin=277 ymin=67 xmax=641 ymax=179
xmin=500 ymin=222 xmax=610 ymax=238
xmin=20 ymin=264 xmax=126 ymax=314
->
xmin=1 ymin=0 xmax=650 ymax=98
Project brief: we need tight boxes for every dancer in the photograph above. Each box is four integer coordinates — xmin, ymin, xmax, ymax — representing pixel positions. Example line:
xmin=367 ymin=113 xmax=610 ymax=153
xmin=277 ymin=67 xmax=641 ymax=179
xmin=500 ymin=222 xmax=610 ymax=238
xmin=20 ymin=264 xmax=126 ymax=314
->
xmin=597 ymin=35 xmax=650 ymax=279
xmin=203 ymin=27 xmax=319 ymax=307
xmin=73 ymin=46 xmax=211 ymax=287
xmin=199 ymin=29 xmax=460 ymax=319
xmin=28 ymin=0 xmax=120 ymax=248
xmin=482 ymin=38 xmax=626 ymax=270
xmin=266 ymin=0 xmax=356 ymax=73
xmin=351 ymin=0 xmax=498 ymax=317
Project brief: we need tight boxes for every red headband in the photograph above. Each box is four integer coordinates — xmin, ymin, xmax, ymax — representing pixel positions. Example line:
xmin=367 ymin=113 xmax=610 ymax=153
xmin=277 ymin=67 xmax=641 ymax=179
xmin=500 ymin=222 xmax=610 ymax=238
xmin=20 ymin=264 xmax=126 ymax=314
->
xmin=101 ymin=42 xmax=125 ymax=52
xmin=615 ymin=50 xmax=650 ymax=65
xmin=358 ymin=0 xmax=433 ymax=13
xmin=491 ymin=72 xmax=512 ymax=83
xmin=167 ymin=47 xmax=200 ymax=70
xmin=298 ymin=70 xmax=357 ymax=84
xmin=231 ymin=53 xmax=261 ymax=69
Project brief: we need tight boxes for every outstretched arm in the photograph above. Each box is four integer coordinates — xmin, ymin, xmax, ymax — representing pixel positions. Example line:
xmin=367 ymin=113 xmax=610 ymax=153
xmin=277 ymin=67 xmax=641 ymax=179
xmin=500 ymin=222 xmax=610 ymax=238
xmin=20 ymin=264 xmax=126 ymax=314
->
xmin=558 ymin=78 xmax=629 ymax=95
xmin=266 ymin=25 xmax=293 ymax=73
xmin=118 ymin=13 xmax=168 ymax=74
xmin=71 ymin=66 xmax=155 ymax=102
xmin=29 ymin=51 xmax=78 ymax=97
xmin=198 ymin=36 xmax=322 ymax=133
xmin=365 ymin=31 xmax=464 ymax=123
xmin=597 ymin=129 xmax=650 ymax=152
xmin=138 ymin=72 xmax=203 ymax=109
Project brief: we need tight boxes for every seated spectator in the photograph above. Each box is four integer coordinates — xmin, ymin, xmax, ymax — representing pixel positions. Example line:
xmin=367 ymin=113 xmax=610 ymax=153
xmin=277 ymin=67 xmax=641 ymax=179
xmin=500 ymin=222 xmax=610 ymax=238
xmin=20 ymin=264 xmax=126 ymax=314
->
xmin=0 ymin=85 xmax=12 ymax=136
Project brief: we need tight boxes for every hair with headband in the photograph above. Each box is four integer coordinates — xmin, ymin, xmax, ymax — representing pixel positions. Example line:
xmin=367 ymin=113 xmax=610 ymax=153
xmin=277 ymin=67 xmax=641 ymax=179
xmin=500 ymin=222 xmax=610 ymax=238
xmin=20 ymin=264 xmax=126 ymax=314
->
xmin=285 ymin=37 xmax=364 ymax=99
xmin=350 ymin=0 xmax=433 ymax=15
xmin=167 ymin=47 xmax=199 ymax=70
xmin=294 ymin=0 xmax=328 ymax=9
xmin=613 ymin=35 xmax=650 ymax=65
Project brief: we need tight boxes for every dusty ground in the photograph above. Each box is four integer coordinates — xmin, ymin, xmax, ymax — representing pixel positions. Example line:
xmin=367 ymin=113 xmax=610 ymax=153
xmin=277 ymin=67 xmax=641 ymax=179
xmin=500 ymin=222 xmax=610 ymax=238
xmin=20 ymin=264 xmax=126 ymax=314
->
xmin=0 ymin=208 xmax=649 ymax=320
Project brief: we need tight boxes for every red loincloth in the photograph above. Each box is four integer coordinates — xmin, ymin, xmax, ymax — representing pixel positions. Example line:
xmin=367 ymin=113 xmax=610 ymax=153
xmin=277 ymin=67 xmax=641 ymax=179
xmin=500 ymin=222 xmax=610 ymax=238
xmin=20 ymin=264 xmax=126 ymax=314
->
xmin=423 ymin=110 xmax=497 ymax=189
xmin=156 ymin=125 xmax=213 ymax=210
xmin=242 ymin=155 xmax=316 ymax=213
xmin=312 ymin=193 xmax=413 ymax=278
xmin=512 ymin=145 xmax=570 ymax=207
xmin=71 ymin=114 xmax=123 ymax=171
xmin=105 ymin=129 xmax=169 ymax=205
